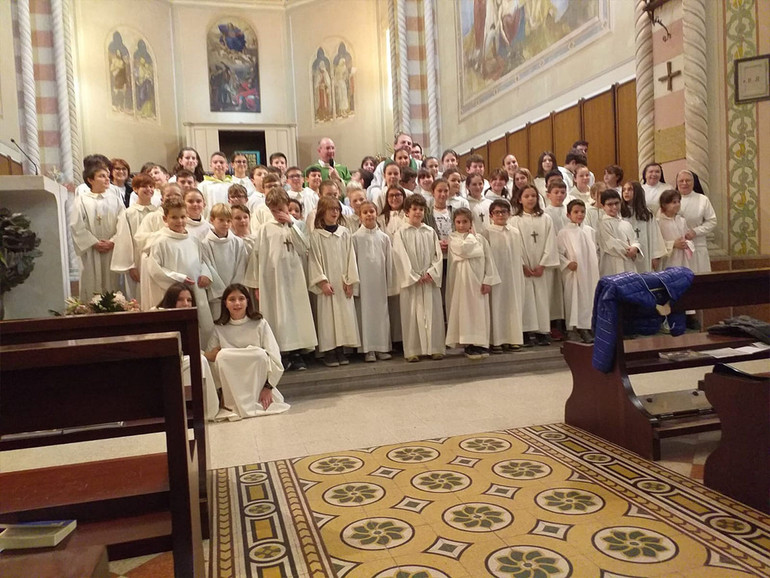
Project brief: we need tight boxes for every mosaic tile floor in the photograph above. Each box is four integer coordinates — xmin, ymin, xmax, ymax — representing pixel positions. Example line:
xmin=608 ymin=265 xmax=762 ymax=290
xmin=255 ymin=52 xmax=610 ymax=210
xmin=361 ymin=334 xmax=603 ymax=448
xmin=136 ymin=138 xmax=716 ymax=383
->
xmin=208 ymin=424 xmax=770 ymax=577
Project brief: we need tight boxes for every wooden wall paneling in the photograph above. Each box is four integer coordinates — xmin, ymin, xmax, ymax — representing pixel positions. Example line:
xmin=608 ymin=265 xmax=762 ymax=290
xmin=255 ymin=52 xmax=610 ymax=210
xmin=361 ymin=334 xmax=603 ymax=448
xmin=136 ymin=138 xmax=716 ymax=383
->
xmin=553 ymin=105 xmax=582 ymax=166
xmin=10 ymin=159 xmax=23 ymax=175
xmin=488 ymin=136 xmax=508 ymax=173
xmin=458 ymin=152 xmax=469 ymax=172
xmin=528 ymin=117 xmax=554 ymax=175
xmin=0 ymin=154 xmax=11 ymax=176
xmin=582 ymin=89 xmax=617 ymax=179
xmin=507 ymin=128 xmax=529 ymax=173
xmin=471 ymin=143 xmax=490 ymax=173
xmin=616 ymin=80 xmax=639 ymax=181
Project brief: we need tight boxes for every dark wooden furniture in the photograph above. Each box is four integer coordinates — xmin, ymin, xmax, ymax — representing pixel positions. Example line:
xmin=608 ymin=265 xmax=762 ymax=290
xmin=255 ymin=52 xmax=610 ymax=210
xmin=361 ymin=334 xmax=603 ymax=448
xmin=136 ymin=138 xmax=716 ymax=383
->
xmin=702 ymin=364 xmax=770 ymax=514
xmin=0 ymin=545 xmax=109 ymax=578
xmin=564 ymin=269 xmax=770 ymax=460
xmin=0 ymin=333 xmax=205 ymax=577
xmin=0 ymin=309 xmax=208 ymax=525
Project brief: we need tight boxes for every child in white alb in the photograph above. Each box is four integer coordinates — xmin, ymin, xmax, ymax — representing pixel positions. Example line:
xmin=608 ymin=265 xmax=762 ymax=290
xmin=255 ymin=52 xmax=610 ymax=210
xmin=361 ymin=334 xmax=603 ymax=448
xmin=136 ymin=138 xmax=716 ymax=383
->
xmin=445 ymin=208 xmax=500 ymax=359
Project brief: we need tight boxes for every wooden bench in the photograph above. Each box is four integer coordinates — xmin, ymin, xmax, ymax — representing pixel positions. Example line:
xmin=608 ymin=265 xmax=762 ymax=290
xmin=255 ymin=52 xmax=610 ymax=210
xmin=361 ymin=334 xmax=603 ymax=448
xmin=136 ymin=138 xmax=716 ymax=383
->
xmin=702 ymin=363 xmax=770 ymax=514
xmin=0 ymin=333 xmax=205 ymax=576
xmin=0 ymin=309 xmax=209 ymax=535
xmin=563 ymin=268 xmax=770 ymax=460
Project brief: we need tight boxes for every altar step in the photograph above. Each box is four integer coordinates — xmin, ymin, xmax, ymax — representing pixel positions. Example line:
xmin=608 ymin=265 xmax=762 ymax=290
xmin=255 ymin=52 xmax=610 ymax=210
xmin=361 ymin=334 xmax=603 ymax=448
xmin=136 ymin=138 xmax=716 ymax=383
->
xmin=280 ymin=344 xmax=567 ymax=399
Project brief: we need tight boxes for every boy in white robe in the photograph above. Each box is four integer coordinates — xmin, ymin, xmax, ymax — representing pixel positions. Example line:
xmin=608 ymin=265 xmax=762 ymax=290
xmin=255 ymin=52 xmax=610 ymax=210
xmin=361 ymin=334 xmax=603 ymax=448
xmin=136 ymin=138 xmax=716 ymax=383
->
xmin=393 ymin=195 xmax=445 ymax=361
xmin=142 ymin=197 xmax=214 ymax=347
xmin=558 ymin=200 xmax=600 ymax=343
xmin=71 ymin=164 xmax=132 ymax=300
xmin=445 ymin=208 xmax=501 ymax=359
xmin=543 ymin=179 xmax=570 ymax=340
xmin=480 ymin=200 xmax=525 ymax=352
xmin=308 ymin=196 xmax=361 ymax=367
xmin=201 ymin=203 xmax=248 ymax=319
xmin=244 ymin=189 xmax=317 ymax=371
xmin=598 ymin=189 xmax=642 ymax=277
xmin=114 ymin=172 xmax=158 ymax=302
xmin=205 ymin=284 xmax=289 ymax=420
xmin=657 ymin=189 xmax=695 ymax=269
xmin=512 ymin=185 xmax=560 ymax=346
xmin=352 ymin=202 xmax=397 ymax=361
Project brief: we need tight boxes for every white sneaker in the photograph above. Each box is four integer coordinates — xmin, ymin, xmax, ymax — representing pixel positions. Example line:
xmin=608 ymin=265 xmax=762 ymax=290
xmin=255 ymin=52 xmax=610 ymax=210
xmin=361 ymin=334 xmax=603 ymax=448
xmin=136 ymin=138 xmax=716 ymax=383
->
xmin=365 ymin=351 xmax=376 ymax=362
xmin=376 ymin=352 xmax=392 ymax=360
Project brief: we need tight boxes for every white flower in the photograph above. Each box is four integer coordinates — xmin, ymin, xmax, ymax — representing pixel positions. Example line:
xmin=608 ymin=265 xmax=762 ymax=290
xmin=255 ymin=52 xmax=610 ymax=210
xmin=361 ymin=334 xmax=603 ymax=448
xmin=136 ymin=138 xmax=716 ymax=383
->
xmin=114 ymin=291 xmax=127 ymax=306
xmin=90 ymin=293 xmax=102 ymax=305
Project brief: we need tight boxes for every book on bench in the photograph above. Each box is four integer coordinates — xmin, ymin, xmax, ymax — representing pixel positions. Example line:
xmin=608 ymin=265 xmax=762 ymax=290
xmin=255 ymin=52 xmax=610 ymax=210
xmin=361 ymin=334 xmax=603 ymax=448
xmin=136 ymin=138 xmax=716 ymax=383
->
xmin=0 ymin=520 xmax=76 ymax=550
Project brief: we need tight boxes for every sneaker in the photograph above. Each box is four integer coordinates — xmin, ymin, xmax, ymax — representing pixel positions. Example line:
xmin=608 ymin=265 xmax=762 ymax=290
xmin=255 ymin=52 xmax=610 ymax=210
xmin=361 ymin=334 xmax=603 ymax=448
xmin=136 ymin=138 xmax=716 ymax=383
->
xmin=509 ymin=344 xmax=522 ymax=351
xmin=578 ymin=329 xmax=594 ymax=344
xmin=480 ymin=347 xmax=490 ymax=358
xmin=281 ymin=355 xmax=292 ymax=371
xmin=431 ymin=353 xmax=445 ymax=360
xmin=522 ymin=333 xmax=535 ymax=348
xmin=490 ymin=345 xmax=504 ymax=354
xmin=323 ymin=351 xmax=339 ymax=367
xmin=550 ymin=328 xmax=565 ymax=341
xmin=566 ymin=330 xmax=582 ymax=342
xmin=364 ymin=351 xmax=376 ymax=363
xmin=535 ymin=333 xmax=551 ymax=346
xmin=290 ymin=353 xmax=307 ymax=371
xmin=336 ymin=348 xmax=350 ymax=365
xmin=406 ymin=356 xmax=421 ymax=363
xmin=465 ymin=345 xmax=483 ymax=360
xmin=376 ymin=352 xmax=392 ymax=360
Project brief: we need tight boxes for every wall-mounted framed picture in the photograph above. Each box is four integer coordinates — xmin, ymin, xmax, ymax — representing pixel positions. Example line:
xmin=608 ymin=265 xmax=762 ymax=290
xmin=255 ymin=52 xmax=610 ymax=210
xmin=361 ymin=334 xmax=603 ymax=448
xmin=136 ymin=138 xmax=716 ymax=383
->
xmin=734 ymin=54 xmax=770 ymax=104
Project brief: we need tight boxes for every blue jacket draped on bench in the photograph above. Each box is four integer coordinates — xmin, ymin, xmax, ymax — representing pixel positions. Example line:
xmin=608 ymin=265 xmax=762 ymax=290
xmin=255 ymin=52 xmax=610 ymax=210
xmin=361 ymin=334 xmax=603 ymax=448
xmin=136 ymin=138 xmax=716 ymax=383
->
xmin=591 ymin=268 xmax=695 ymax=372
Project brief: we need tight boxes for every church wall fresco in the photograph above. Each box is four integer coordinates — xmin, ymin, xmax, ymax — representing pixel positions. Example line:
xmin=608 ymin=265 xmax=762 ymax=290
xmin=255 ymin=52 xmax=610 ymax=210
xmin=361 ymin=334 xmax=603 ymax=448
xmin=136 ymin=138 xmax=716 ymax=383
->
xmin=456 ymin=0 xmax=609 ymax=117
xmin=311 ymin=41 xmax=355 ymax=125
xmin=106 ymin=28 xmax=158 ymax=122
xmin=207 ymin=17 xmax=260 ymax=113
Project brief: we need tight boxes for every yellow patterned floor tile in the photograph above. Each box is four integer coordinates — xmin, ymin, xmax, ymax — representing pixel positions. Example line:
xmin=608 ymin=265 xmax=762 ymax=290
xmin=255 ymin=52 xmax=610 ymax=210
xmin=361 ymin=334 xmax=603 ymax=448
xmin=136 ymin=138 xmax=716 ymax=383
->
xmin=210 ymin=424 xmax=770 ymax=577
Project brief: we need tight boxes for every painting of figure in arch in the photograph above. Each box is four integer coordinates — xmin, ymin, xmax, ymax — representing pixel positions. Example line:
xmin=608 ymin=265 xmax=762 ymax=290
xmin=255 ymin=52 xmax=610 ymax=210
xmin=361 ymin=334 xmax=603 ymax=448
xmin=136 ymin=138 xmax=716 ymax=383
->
xmin=207 ymin=17 xmax=260 ymax=112
xmin=108 ymin=31 xmax=133 ymax=113
xmin=458 ymin=0 xmax=606 ymax=112
xmin=133 ymin=39 xmax=157 ymax=120
xmin=332 ymin=43 xmax=355 ymax=119
xmin=312 ymin=48 xmax=333 ymax=123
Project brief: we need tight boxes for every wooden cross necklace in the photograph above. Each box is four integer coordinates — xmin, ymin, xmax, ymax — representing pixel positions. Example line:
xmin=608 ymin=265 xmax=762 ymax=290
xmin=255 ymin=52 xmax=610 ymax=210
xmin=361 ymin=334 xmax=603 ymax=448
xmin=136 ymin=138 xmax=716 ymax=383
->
xmin=531 ymin=230 xmax=539 ymax=244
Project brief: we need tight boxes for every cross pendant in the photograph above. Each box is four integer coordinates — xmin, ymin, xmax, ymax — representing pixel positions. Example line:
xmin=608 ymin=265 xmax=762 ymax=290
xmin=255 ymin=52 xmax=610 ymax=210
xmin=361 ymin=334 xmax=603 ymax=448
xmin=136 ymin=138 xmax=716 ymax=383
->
xmin=283 ymin=236 xmax=294 ymax=252
xmin=96 ymin=215 xmax=102 ymax=224
xmin=531 ymin=230 xmax=539 ymax=244
xmin=634 ymin=227 xmax=641 ymax=237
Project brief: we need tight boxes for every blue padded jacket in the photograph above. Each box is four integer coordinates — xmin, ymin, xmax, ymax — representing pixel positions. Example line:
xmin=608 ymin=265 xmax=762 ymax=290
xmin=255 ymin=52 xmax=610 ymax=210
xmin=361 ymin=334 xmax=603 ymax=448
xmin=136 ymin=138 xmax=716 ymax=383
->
xmin=591 ymin=268 xmax=695 ymax=372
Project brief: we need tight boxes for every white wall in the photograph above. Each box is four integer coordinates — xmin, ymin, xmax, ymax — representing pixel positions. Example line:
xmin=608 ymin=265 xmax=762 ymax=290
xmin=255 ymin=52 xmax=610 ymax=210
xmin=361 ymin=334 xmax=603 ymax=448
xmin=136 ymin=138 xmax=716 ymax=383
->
xmin=436 ymin=0 xmax=636 ymax=152
xmin=288 ymin=0 xmax=391 ymax=170
xmin=74 ymin=0 xmax=180 ymax=170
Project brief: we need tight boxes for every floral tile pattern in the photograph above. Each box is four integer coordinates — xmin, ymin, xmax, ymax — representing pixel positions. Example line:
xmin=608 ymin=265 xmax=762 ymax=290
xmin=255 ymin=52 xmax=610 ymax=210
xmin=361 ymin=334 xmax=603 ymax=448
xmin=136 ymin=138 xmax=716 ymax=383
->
xmin=210 ymin=424 xmax=770 ymax=577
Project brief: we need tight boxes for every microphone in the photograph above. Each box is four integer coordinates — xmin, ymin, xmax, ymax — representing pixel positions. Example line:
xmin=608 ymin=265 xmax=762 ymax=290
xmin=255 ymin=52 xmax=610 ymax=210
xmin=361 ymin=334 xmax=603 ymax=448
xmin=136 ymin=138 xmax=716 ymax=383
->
xmin=329 ymin=158 xmax=335 ymax=168
xmin=10 ymin=138 xmax=39 ymax=175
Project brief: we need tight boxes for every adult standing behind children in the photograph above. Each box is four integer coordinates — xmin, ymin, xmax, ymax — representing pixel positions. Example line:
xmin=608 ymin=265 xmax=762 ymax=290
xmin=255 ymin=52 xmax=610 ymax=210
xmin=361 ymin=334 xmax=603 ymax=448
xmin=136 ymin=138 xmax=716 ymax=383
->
xmin=311 ymin=137 xmax=352 ymax=184
xmin=675 ymin=169 xmax=716 ymax=273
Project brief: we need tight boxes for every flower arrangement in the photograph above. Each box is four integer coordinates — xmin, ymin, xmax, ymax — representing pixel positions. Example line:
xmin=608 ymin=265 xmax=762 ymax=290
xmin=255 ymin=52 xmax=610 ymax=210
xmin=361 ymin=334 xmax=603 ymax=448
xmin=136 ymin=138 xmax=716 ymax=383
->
xmin=63 ymin=291 xmax=140 ymax=316
xmin=0 ymin=208 xmax=43 ymax=295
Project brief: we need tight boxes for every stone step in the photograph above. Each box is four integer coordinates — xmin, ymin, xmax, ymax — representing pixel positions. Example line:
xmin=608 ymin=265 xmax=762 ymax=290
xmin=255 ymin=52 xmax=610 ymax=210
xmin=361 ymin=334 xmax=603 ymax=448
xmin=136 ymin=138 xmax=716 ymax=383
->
xmin=279 ymin=344 xmax=567 ymax=399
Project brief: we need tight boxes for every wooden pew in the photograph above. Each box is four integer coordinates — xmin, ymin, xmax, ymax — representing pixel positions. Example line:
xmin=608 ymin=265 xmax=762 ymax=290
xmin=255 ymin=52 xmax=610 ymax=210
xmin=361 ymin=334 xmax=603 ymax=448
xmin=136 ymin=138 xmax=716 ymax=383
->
xmin=0 ymin=333 xmax=205 ymax=577
xmin=0 ymin=309 xmax=208 ymax=535
xmin=702 ymin=364 xmax=770 ymax=514
xmin=563 ymin=268 xmax=770 ymax=460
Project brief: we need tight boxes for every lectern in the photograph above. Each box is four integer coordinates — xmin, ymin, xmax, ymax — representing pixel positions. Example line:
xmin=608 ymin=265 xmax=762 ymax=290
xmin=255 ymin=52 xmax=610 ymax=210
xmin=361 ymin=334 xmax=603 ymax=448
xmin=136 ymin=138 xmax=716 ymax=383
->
xmin=0 ymin=176 xmax=70 ymax=319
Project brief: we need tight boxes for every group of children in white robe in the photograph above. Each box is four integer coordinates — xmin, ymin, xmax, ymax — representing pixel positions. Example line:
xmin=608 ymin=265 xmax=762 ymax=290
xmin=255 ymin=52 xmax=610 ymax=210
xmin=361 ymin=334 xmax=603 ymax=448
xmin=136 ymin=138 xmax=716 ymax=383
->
xmin=70 ymin=153 xmax=716 ymax=417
